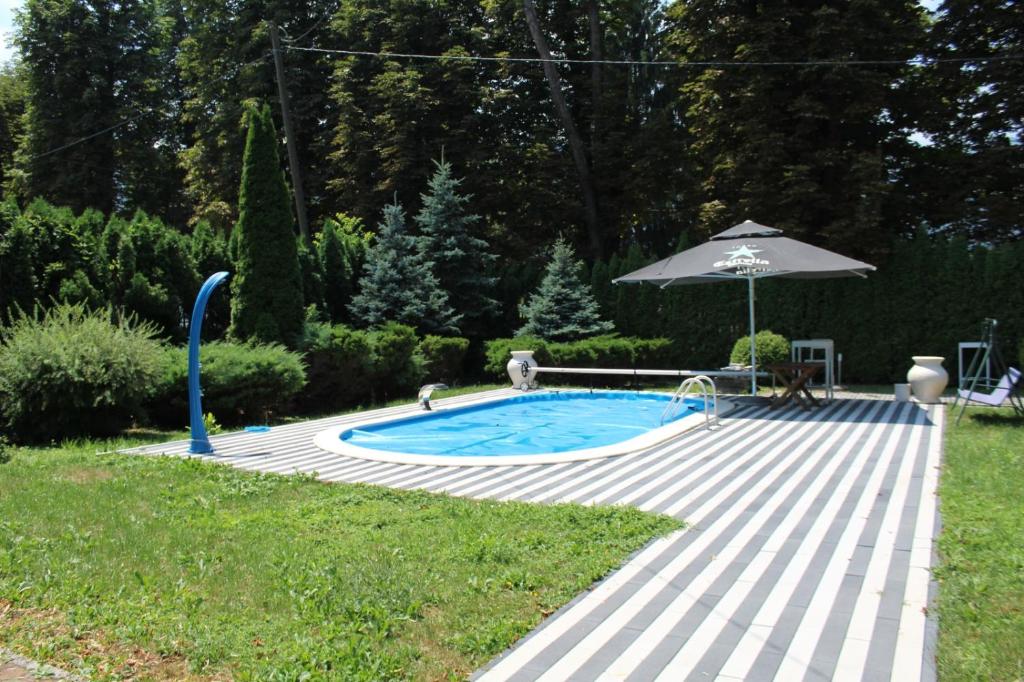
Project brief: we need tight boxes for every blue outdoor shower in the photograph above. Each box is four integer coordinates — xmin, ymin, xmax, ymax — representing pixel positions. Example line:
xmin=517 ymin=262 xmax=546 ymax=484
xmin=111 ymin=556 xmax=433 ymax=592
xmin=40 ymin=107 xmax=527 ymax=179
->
xmin=188 ymin=271 xmax=230 ymax=454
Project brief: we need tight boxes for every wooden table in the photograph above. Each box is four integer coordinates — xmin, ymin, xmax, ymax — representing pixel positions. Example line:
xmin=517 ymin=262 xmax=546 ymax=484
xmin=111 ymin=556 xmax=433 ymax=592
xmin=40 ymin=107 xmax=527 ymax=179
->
xmin=765 ymin=362 xmax=825 ymax=410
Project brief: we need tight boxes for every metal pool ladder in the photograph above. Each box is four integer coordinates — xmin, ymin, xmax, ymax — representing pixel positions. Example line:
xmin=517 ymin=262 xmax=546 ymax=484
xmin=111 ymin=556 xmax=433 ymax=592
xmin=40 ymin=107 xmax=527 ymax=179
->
xmin=661 ymin=375 xmax=718 ymax=429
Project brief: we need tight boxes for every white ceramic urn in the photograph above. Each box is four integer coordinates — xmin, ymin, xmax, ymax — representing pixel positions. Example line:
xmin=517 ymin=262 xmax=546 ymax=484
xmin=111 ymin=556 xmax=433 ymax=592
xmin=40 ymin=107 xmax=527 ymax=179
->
xmin=507 ymin=350 xmax=539 ymax=390
xmin=907 ymin=356 xmax=948 ymax=403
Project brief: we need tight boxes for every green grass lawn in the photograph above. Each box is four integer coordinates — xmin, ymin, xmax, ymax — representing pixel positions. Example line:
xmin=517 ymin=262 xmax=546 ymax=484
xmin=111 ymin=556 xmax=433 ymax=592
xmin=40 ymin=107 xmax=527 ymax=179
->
xmin=935 ymin=407 xmax=1024 ymax=681
xmin=0 ymin=436 xmax=680 ymax=680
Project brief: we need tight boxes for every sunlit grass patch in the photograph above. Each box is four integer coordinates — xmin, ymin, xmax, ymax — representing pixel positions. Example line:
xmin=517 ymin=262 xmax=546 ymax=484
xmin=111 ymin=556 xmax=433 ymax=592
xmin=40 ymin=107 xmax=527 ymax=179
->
xmin=935 ymin=408 xmax=1024 ymax=681
xmin=0 ymin=437 xmax=679 ymax=680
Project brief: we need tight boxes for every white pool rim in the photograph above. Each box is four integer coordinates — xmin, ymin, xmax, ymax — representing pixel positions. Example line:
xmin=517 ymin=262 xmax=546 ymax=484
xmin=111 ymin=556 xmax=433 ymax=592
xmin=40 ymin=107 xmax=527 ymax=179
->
xmin=312 ymin=389 xmax=736 ymax=467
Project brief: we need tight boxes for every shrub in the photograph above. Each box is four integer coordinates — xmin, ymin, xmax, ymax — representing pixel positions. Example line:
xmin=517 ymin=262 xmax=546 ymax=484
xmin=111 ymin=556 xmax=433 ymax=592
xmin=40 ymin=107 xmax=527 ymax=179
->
xmin=296 ymin=321 xmax=375 ymax=413
xmin=367 ymin=322 xmax=424 ymax=400
xmin=0 ymin=303 xmax=165 ymax=441
xmin=419 ymin=335 xmax=470 ymax=384
xmin=729 ymin=330 xmax=790 ymax=366
xmin=149 ymin=341 xmax=307 ymax=426
xmin=0 ymin=435 xmax=10 ymax=464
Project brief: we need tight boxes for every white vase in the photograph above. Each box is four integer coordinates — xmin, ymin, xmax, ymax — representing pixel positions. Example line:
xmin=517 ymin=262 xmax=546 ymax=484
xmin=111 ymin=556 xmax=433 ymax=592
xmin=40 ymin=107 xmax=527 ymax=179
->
xmin=907 ymin=356 xmax=948 ymax=403
xmin=507 ymin=350 xmax=539 ymax=390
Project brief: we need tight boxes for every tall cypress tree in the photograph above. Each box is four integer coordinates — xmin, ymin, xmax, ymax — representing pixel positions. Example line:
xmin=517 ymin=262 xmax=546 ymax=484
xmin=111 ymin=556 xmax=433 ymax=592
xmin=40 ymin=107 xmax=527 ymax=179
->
xmin=349 ymin=200 xmax=460 ymax=335
xmin=518 ymin=237 xmax=613 ymax=341
xmin=229 ymin=103 xmax=304 ymax=347
xmin=414 ymin=158 xmax=497 ymax=337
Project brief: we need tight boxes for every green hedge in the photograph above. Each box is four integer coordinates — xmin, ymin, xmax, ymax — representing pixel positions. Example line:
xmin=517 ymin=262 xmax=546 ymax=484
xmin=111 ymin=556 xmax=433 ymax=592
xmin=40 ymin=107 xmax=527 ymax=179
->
xmin=483 ymin=335 xmax=676 ymax=381
xmin=0 ymin=304 xmax=165 ymax=441
xmin=149 ymin=341 xmax=306 ymax=427
xmin=420 ymin=335 xmax=470 ymax=384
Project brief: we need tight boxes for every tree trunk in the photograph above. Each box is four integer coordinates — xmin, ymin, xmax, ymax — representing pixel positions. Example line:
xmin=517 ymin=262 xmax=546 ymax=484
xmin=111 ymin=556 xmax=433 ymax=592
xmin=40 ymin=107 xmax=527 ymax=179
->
xmin=523 ymin=0 xmax=603 ymax=258
xmin=588 ymin=0 xmax=602 ymax=127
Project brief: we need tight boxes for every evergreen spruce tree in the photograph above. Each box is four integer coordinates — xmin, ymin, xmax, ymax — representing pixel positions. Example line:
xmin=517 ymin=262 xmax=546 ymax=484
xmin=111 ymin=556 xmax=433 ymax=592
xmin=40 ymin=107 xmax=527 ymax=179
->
xmin=414 ymin=158 xmax=497 ymax=337
xmin=518 ymin=237 xmax=613 ymax=341
xmin=349 ymin=200 xmax=460 ymax=335
xmin=229 ymin=103 xmax=304 ymax=347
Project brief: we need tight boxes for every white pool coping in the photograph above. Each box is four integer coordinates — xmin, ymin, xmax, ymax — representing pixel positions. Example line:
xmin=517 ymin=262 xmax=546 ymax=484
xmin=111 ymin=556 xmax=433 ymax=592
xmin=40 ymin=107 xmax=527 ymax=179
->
xmin=312 ymin=389 xmax=737 ymax=467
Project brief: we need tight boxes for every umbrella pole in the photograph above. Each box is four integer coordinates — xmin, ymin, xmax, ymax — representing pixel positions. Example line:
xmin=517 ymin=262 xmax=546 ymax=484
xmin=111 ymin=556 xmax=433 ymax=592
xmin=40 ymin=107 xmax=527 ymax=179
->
xmin=748 ymin=276 xmax=757 ymax=395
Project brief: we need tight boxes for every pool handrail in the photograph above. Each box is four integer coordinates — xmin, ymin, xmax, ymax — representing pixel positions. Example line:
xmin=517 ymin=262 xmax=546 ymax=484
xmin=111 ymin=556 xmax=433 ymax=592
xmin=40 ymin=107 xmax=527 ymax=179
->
xmin=661 ymin=375 xmax=718 ymax=429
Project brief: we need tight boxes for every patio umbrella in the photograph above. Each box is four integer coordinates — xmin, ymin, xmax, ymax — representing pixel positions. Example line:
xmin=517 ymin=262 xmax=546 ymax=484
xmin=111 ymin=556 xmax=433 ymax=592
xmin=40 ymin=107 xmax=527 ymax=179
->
xmin=613 ymin=220 xmax=875 ymax=394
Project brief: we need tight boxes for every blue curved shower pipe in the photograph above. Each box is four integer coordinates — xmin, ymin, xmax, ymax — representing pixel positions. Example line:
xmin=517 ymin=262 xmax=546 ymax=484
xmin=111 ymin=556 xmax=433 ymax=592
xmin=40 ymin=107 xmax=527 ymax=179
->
xmin=188 ymin=271 xmax=230 ymax=454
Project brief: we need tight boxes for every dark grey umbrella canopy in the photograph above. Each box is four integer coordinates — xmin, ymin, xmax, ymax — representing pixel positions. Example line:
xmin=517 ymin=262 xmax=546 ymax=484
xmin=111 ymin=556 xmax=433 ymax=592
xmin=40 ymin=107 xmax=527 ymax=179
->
xmin=613 ymin=220 xmax=875 ymax=395
xmin=614 ymin=220 xmax=875 ymax=287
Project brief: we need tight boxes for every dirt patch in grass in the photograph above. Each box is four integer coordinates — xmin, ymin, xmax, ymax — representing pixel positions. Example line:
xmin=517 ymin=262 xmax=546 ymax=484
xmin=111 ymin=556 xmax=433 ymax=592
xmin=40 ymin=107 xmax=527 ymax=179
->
xmin=0 ymin=600 xmax=220 ymax=681
xmin=60 ymin=467 xmax=115 ymax=484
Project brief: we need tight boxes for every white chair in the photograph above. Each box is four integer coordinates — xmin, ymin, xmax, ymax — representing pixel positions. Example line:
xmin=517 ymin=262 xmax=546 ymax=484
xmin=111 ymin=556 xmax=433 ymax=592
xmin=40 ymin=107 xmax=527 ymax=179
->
xmin=791 ymin=339 xmax=834 ymax=400
xmin=957 ymin=367 xmax=1021 ymax=407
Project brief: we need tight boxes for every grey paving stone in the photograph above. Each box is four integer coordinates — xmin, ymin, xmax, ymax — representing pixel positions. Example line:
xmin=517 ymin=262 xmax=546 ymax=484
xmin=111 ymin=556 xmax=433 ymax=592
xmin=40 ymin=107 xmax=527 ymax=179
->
xmin=831 ymin=571 xmax=866 ymax=616
xmin=622 ymin=634 xmax=688 ymax=682
xmin=745 ymin=650 xmax=784 ymax=681
xmin=845 ymin=543 xmax=874 ymax=577
xmin=865 ymin=616 xmax=901 ymax=679
xmin=685 ymin=642 xmax=741 ymax=681
xmin=805 ymin=656 xmax=839 ymax=682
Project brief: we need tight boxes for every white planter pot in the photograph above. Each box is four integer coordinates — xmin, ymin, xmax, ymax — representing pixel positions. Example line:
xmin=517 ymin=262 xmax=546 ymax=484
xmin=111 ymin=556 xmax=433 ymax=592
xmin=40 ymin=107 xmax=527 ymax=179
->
xmin=507 ymin=350 xmax=539 ymax=390
xmin=907 ymin=356 xmax=948 ymax=404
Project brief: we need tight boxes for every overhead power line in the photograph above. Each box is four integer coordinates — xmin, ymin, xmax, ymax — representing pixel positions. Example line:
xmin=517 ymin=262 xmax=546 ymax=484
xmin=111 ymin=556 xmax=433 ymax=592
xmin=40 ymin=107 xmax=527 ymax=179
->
xmin=26 ymin=114 xmax=149 ymax=162
xmin=285 ymin=44 xmax=1024 ymax=68
xmin=24 ymin=52 xmax=272 ymax=164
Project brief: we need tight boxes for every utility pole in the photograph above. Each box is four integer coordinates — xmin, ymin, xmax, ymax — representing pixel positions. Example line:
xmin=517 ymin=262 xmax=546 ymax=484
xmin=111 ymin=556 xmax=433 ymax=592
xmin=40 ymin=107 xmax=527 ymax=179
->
xmin=268 ymin=21 xmax=310 ymax=243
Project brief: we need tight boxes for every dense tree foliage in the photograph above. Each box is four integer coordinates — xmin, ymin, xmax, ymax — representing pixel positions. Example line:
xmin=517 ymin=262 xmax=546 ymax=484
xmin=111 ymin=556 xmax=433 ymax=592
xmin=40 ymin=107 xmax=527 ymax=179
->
xmin=0 ymin=0 xmax=1017 ymax=253
xmin=665 ymin=0 xmax=926 ymax=256
xmin=229 ymin=103 xmax=304 ymax=347
xmin=910 ymin=0 xmax=1023 ymax=242
xmin=12 ymin=0 xmax=183 ymax=219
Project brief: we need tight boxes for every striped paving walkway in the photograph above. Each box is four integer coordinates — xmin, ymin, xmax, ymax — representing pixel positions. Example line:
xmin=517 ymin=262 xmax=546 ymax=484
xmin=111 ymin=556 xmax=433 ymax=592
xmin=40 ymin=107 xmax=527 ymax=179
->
xmin=125 ymin=390 xmax=942 ymax=682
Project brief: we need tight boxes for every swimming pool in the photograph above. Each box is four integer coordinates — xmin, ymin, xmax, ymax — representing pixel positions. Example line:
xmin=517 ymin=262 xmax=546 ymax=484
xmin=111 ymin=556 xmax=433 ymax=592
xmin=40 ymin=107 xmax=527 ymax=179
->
xmin=313 ymin=390 xmax=733 ymax=466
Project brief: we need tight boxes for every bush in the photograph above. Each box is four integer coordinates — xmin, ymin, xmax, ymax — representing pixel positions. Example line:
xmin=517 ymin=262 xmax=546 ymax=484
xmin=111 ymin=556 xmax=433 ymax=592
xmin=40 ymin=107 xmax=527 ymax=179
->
xmin=0 ymin=303 xmax=165 ymax=441
xmin=0 ymin=435 xmax=10 ymax=464
xmin=296 ymin=321 xmax=375 ymax=413
xmin=420 ymin=335 xmax=470 ymax=384
xmin=149 ymin=341 xmax=307 ymax=426
xmin=729 ymin=330 xmax=790 ymax=366
xmin=367 ymin=322 xmax=424 ymax=400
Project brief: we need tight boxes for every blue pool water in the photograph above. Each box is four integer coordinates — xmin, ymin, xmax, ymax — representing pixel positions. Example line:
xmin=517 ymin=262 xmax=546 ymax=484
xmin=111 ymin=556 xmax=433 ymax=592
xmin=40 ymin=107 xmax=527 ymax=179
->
xmin=340 ymin=391 xmax=706 ymax=457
